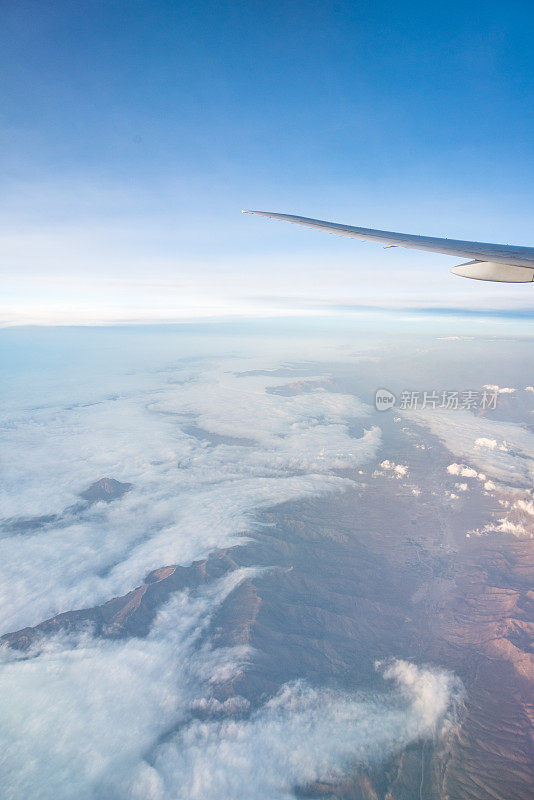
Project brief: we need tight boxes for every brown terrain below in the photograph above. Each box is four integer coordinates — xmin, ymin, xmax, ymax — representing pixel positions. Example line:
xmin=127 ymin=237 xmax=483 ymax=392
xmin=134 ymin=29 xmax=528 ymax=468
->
xmin=3 ymin=462 xmax=533 ymax=799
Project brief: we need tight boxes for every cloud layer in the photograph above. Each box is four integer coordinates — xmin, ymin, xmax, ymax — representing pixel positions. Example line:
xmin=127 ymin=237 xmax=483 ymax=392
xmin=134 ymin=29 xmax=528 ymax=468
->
xmin=0 ymin=335 xmax=471 ymax=800
xmin=405 ymin=408 xmax=534 ymax=485
xmin=0 ymin=573 xmax=463 ymax=800
xmin=137 ymin=659 xmax=463 ymax=800
xmin=0 ymin=359 xmax=379 ymax=632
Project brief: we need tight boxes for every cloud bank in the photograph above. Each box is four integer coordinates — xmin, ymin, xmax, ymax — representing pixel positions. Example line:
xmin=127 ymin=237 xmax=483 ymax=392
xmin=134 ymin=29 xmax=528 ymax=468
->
xmin=0 ymin=575 xmax=464 ymax=800
xmin=405 ymin=408 xmax=534 ymax=485
xmin=0 ymin=360 xmax=379 ymax=633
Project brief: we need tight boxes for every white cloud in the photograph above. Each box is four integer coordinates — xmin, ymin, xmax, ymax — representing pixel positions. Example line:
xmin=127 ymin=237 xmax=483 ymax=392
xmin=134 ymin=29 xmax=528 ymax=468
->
xmin=475 ymin=437 xmax=497 ymax=450
xmin=483 ymin=384 xmax=515 ymax=394
xmin=466 ymin=488 xmax=534 ymax=539
xmin=475 ymin=437 xmax=509 ymax=453
xmin=447 ymin=463 xmax=478 ymax=478
xmin=0 ymin=571 xmax=257 ymax=800
xmin=404 ymin=409 xmax=534 ymax=485
xmin=493 ymin=519 xmax=531 ymax=536
xmin=379 ymin=460 xmax=409 ymax=477
xmin=474 ymin=518 xmax=532 ymax=538
xmin=0 ymin=558 xmax=464 ymax=800
xmin=513 ymin=498 xmax=534 ymax=516
xmin=130 ymin=660 xmax=463 ymax=800
xmin=0 ymin=361 xmax=380 ymax=633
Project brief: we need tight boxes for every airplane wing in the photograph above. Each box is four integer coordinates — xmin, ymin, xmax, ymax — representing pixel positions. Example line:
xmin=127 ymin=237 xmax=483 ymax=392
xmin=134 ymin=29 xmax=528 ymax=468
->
xmin=242 ymin=210 xmax=534 ymax=283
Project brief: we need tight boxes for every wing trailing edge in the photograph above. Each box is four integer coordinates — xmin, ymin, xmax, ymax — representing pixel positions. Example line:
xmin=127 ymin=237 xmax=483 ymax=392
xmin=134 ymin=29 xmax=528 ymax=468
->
xmin=242 ymin=210 xmax=534 ymax=283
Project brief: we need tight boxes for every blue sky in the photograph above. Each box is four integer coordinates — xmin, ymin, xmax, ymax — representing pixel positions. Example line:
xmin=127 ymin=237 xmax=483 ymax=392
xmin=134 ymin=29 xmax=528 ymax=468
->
xmin=2 ymin=0 xmax=534 ymax=323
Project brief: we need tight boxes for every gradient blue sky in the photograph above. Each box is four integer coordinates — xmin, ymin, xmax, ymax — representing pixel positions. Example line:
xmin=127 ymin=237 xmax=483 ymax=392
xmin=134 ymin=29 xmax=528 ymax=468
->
xmin=2 ymin=0 xmax=534 ymax=323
